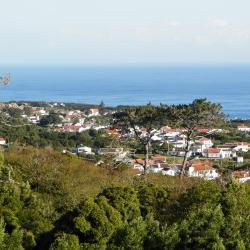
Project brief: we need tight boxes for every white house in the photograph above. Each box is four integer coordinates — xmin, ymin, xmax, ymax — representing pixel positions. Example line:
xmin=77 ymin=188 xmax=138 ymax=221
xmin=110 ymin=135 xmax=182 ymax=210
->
xmin=28 ymin=115 xmax=40 ymax=124
xmin=77 ymin=146 xmax=92 ymax=155
xmin=170 ymin=136 xmax=187 ymax=148
xmin=220 ymin=149 xmax=236 ymax=159
xmin=38 ymin=109 xmax=47 ymax=116
xmin=238 ymin=125 xmax=250 ymax=132
xmin=236 ymin=157 xmax=244 ymax=163
xmin=150 ymin=135 xmax=163 ymax=143
xmin=88 ymin=108 xmax=100 ymax=117
xmin=202 ymin=148 xmax=222 ymax=158
xmin=192 ymin=138 xmax=213 ymax=154
xmin=195 ymin=137 xmax=213 ymax=148
xmin=203 ymin=148 xmax=236 ymax=159
xmin=99 ymin=148 xmax=128 ymax=160
xmin=63 ymin=124 xmax=91 ymax=133
xmin=233 ymin=171 xmax=250 ymax=183
xmin=133 ymin=164 xmax=144 ymax=172
xmin=188 ymin=161 xmax=219 ymax=180
xmin=234 ymin=142 xmax=249 ymax=152
xmin=147 ymin=164 xmax=163 ymax=174
xmin=169 ymin=148 xmax=191 ymax=157
xmin=161 ymin=127 xmax=180 ymax=137
xmin=0 ymin=137 xmax=6 ymax=145
xmin=162 ymin=165 xmax=181 ymax=176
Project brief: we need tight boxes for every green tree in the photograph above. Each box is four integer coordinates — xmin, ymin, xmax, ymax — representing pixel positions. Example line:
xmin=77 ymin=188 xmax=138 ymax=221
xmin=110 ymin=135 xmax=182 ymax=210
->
xmin=0 ymin=219 xmax=24 ymax=250
xmin=23 ymin=107 xmax=33 ymax=117
xmin=166 ymin=99 xmax=226 ymax=177
xmin=176 ymin=205 xmax=225 ymax=250
xmin=5 ymin=108 xmax=22 ymax=119
xmin=220 ymin=181 xmax=250 ymax=249
xmin=108 ymin=217 xmax=147 ymax=250
xmin=98 ymin=187 xmax=141 ymax=222
xmin=99 ymin=100 xmax=105 ymax=115
xmin=136 ymin=183 xmax=169 ymax=218
xmin=50 ymin=233 xmax=80 ymax=250
xmin=113 ymin=104 xmax=164 ymax=173
xmin=73 ymin=197 xmax=122 ymax=248
xmin=40 ymin=113 xmax=62 ymax=126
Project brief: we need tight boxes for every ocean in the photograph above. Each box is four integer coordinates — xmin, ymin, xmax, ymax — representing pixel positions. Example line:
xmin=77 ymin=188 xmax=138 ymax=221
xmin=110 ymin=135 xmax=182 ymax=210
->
xmin=0 ymin=64 xmax=249 ymax=119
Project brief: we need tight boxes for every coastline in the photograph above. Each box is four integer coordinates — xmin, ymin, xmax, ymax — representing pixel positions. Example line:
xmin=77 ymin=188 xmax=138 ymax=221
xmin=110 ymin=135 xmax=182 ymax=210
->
xmin=1 ymin=100 xmax=250 ymax=121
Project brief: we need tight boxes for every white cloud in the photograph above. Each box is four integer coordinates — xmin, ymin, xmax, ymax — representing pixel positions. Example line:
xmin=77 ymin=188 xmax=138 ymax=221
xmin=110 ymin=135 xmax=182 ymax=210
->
xmin=163 ymin=20 xmax=182 ymax=28
xmin=193 ymin=35 xmax=212 ymax=45
xmin=208 ymin=18 xmax=229 ymax=28
xmin=238 ymin=30 xmax=250 ymax=40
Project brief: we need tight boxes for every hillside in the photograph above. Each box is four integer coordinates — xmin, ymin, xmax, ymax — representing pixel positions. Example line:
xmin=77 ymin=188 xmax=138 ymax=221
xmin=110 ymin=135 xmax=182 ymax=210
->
xmin=0 ymin=145 xmax=249 ymax=249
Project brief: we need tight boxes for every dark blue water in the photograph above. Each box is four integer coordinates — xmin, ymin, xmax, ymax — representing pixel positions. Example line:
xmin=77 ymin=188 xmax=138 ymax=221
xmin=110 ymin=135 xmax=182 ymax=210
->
xmin=0 ymin=64 xmax=249 ymax=118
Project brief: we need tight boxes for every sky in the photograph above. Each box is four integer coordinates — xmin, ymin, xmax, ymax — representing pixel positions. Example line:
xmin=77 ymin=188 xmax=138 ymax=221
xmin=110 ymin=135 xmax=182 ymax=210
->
xmin=1 ymin=0 xmax=250 ymax=65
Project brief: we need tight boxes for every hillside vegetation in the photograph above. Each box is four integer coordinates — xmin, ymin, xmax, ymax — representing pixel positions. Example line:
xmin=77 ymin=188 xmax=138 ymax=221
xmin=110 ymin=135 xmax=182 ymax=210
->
xmin=0 ymin=145 xmax=249 ymax=249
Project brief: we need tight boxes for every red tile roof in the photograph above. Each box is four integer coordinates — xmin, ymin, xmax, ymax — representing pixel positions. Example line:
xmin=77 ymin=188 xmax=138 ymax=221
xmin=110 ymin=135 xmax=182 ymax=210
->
xmin=191 ymin=160 xmax=213 ymax=171
xmin=151 ymin=155 xmax=167 ymax=162
xmin=233 ymin=171 xmax=250 ymax=178
xmin=199 ymin=137 xmax=211 ymax=141
xmin=204 ymin=148 xmax=221 ymax=154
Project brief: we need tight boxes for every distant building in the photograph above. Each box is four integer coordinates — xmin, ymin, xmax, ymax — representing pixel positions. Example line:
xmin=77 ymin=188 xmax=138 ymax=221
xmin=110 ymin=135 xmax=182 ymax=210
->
xmin=202 ymin=148 xmax=221 ymax=158
xmin=76 ymin=146 xmax=92 ymax=155
xmin=203 ymin=148 xmax=236 ymax=159
xmin=0 ymin=137 xmax=6 ymax=145
xmin=233 ymin=171 xmax=250 ymax=183
xmin=236 ymin=157 xmax=244 ymax=163
xmin=160 ymin=126 xmax=180 ymax=137
xmin=238 ymin=125 xmax=250 ymax=132
xmin=99 ymin=148 xmax=127 ymax=159
xmin=63 ymin=124 xmax=91 ymax=132
xmin=234 ymin=142 xmax=249 ymax=152
xmin=89 ymin=108 xmax=100 ymax=116
xmin=106 ymin=128 xmax=122 ymax=138
xmin=188 ymin=161 xmax=219 ymax=180
xmin=162 ymin=165 xmax=181 ymax=176
xmin=151 ymin=155 xmax=167 ymax=163
xmin=196 ymin=137 xmax=213 ymax=148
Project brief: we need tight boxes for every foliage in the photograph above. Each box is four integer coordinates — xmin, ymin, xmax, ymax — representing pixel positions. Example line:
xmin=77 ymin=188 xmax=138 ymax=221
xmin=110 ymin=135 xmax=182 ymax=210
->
xmin=0 ymin=124 xmax=111 ymax=150
xmin=165 ymin=99 xmax=227 ymax=177
xmin=49 ymin=233 xmax=80 ymax=250
xmin=40 ymin=113 xmax=62 ymax=126
xmin=113 ymin=104 xmax=165 ymax=173
xmin=0 ymin=145 xmax=250 ymax=249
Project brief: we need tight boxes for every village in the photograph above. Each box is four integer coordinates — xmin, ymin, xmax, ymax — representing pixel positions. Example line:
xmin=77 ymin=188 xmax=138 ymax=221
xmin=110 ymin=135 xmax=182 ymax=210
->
xmin=0 ymin=101 xmax=250 ymax=183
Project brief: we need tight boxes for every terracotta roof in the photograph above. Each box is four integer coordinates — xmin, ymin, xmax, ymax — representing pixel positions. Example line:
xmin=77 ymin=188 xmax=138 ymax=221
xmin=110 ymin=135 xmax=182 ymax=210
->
xmin=135 ymin=159 xmax=145 ymax=165
xmin=151 ymin=155 xmax=167 ymax=162
xmin=238 ymin=125 xmax=250 ymax=128
xmin=233 ymin=171 xmax=250 ymax=178
xmin=161 ymin=127 xmax=179 ymax=133
xmin=106 ymin=128 xmax=122 ymax=137
xmin=204 ymin=148 xmax=221 ymax=154
xmin=197 ymin=128 xmax=210 ymax=133
xmin=199 ymin=137 xmax=211 ymax=141
xmin=90 ymin=108 xmax=99 ymax=113
xmin=161 ymin=163 xmax=170 ymax=169
xmin=191 ymin=160 xmax=213 ymax=171
xmin=135 ymin=159 xmax=154 ymax=166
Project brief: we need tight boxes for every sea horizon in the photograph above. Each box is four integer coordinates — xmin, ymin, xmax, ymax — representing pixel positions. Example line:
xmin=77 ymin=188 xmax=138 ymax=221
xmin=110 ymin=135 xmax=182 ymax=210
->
xmin=0 ymin=64 xmax=250 ymax=119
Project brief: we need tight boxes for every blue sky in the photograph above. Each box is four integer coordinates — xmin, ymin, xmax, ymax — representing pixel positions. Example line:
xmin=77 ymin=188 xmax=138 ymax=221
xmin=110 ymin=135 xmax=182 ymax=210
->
xmin=1 ymin=0 xmax=250 ymax=64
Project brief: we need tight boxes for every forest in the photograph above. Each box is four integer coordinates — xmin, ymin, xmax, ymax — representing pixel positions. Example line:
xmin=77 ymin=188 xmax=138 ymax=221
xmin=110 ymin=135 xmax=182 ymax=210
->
xmin=0 ymin=145 xmax=250 ymax=249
